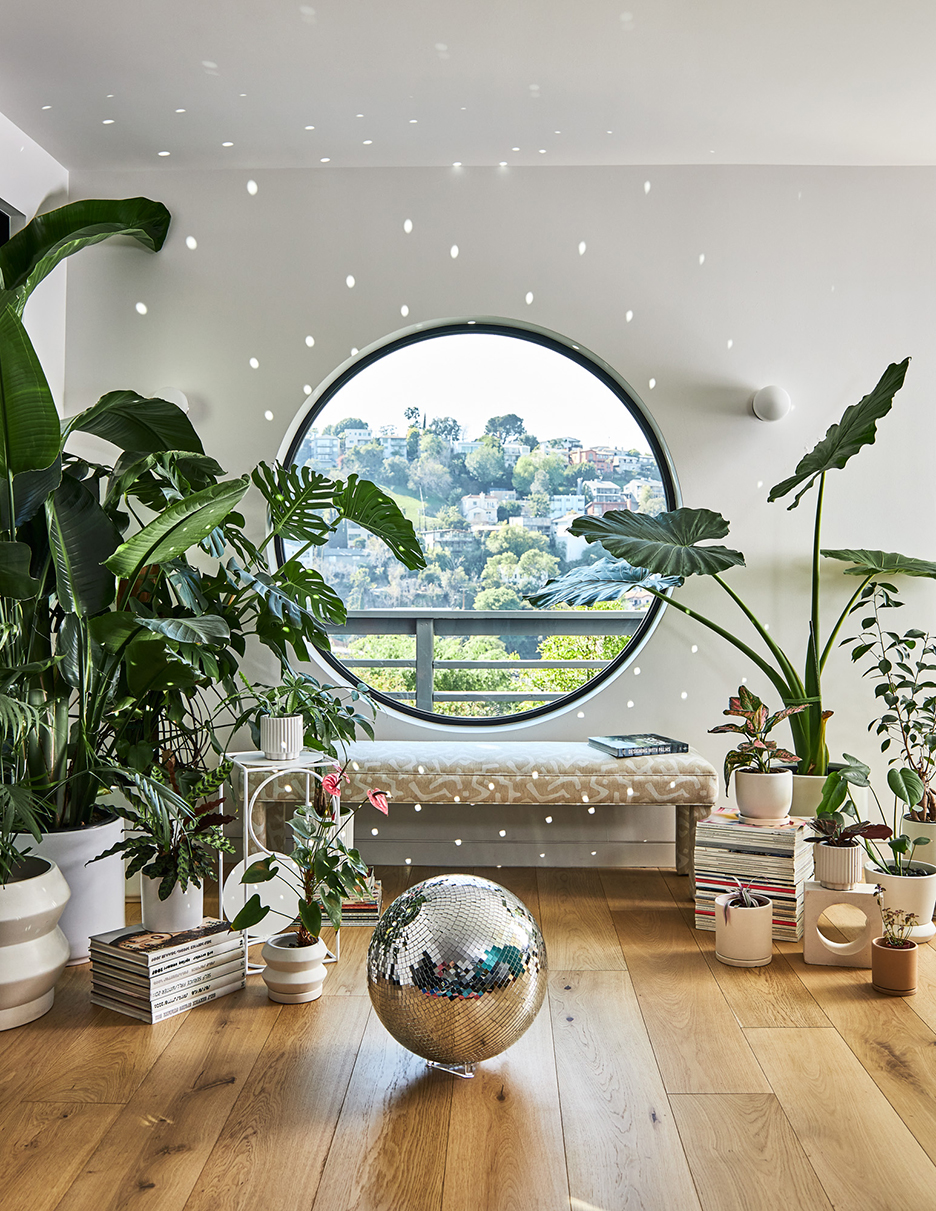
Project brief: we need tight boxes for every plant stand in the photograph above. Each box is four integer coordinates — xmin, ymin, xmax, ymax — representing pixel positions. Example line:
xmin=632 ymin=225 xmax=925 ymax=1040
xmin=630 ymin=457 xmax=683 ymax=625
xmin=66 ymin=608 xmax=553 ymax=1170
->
xmin=803 ymin=881 xmax=882 ymax=968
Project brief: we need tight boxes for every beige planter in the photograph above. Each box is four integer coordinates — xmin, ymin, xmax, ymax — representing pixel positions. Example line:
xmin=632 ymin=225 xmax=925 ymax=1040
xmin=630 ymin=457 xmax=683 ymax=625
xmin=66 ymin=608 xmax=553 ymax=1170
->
xmin=0 ymin=857 xmax=71 ymax=1030
xmin=141 ymin=877 xmax=204 ymax=933
xmin=714 ymin=892 xmax=773 ymax=967
xmin=260 ymin=933 xmax=329 ymax=1002
xmin=734 ymin=770 xmax=793 ymax=824
xmin=813 ymin=841 xmax=865 ymax=890
xmin=871 ymin=937 xmax=918 ymax=996
xmin=865 ymin=861 xmax=936 ymax=942
xmin=901 ymin=815 xmax=936 ymax=868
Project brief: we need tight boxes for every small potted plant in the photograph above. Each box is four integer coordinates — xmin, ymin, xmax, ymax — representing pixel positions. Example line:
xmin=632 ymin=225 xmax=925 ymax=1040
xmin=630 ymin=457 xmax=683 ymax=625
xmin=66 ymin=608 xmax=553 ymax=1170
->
xmin=230 ymin=772 xmax=388 ymax=1002
xmin=714 ymin=877 xmax=774 ymax=967
xmin=95 ymin=759 xmax=235 ymax=933
xmin=708 ymin=687 xmax=807 ymax=823
xmin=871 ymin=886 xmax=919 ymax=996
xmin=805 ymin=773 xmax=892 ymax=889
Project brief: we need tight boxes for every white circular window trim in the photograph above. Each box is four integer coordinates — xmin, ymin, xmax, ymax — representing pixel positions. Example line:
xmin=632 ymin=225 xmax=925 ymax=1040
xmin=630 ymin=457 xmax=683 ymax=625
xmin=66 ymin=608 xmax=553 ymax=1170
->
xmin=275 ymin=315 xmax=682 ymax=734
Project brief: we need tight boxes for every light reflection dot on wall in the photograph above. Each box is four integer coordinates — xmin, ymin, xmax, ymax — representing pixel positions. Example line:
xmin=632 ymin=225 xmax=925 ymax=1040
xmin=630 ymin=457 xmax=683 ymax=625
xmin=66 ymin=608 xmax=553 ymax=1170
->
xmin=351 ymin=348 xmax=358 ymax=356
xmin=450 ymin=244 xmax=459 ymax=258
xmin=627 ymin=788 xmax=634 ymax=796
xmin=499 ymin=829 xmax=506 ymax=837
xmin=691 ymin=645 xmax=698 ymax=653
xmin=681 ymin=691 xmax=688 ymax=699
xmin=699 ymin=254 xmax=705 ymax=265
xmin=320 ymin=158 xmax=330 ymax=163
xmin=727 ymin=339 xmax=733 ymax=349
xmin=578 ymin=241 xmax=586 ymax=255
xmin=305 ymin=335 xmax=315 ymax=347
xmin=305 ymin=125 xmax=315 ymax=130
xmin=757 ymin=480 xmax=764 ymax=489
xmin=400 ymin=305 xmax=409 ymax=317
xmin=627 ymin=700 xmax=634 ymax=708
xmin=625 ymin=310 xmax=633 ymax=322
xmin=405 ymin=857 xmax=412 ymax=864
xmin=403 ymin=218 xmax=413 ymax=233
xmin=577 ymin=711 xmax=585 ymax=718
xmin=371 ymin=828 xmax=379 ymax=836
xmin=417 ymin=765 xmax=425 ymax=774
xmin=102 ymin=119 xmax=114 ymax=125
xmin=264 ymin=410 xmax=274 ymax=420
xmin=303 ymin=384 xmax=312 ymax=395
xmin=414 ymin=804 xmax=421 ymax=811
xmin=346 ymin=275 xmax=355 ymax=287
xmin=454 ymin=795 xmax=460 ymax=803
xmin=634 ymin=667 xmax=641 ymax=675
xmin=488 ymin=782 xmax=495 ymax=790
xmin=175 ymin=108 xmax=186 ymax=113
xmin=135 ymin=302 xmax=148 ymax=315
xmin=532 ymin=770 xmax=539 ymax=778
xmin=363 ymin=140 xmax=372 ymax=145
xmin=249 ymin=357 xmax=259 ymax=369
xmin=648 ymin=378 xmax=656 ymax=389
xmin=545 ymin=816 xmax=552 ymax=824
xmin=246 ymin=179 xmax=258 ymax=195
xmin=185 ymin=236 xmax=198 ymax=250
xmin=222 ymin=141 xmax=233 ymax=147
xmin=158 ymin=151 xmax=170 ymax=157
xmin=525 ymin=292 xmax=534 ymax=305
xmin=582 ymin=794 xmax=589 ymax=803
xmin=644 ymin=181 xmax=651 ymax=194
xmin=588 ymin=806 xmax=595 ymax=814
xmin=591 ymin=851 xmax=597 ymax=856
xmin=455 ymin=839 xmax=462 ymax=846
xmin=540 ymin=854 xmax=546 ymax=859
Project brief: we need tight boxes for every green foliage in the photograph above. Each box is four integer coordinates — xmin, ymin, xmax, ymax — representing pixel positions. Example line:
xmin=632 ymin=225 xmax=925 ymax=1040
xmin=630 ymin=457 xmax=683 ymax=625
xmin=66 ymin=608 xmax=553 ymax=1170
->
xmin=708 ymin=685 xmax=806 ymax=785
xmin=821 ymin=754 xmax=931 ymax=875
xmin=465 ymin=445 xmax=506 ymax=485
xmin=485 ymin=523 xmax=549 ymax=558
xmin=228 ymin=670 xmax=375 ymax=760
xmin=484 ymin=413 xmax=525 ymax=443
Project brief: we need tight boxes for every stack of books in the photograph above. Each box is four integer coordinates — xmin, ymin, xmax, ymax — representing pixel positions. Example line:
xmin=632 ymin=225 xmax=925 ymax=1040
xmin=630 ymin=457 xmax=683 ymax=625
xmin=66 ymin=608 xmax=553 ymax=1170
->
xmin=337 ymin=879 xmax=382 ymax=926
xmin=90 ymin=918 xmax=248 ymax=1023
xmin=693 ymin=811 xmax=814 ymax=940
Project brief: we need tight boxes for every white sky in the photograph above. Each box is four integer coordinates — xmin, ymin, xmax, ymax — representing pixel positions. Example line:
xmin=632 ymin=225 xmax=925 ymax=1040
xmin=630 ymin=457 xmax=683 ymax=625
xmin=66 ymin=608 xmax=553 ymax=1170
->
xmin=309 ymin=332 xmax=654 ymax=453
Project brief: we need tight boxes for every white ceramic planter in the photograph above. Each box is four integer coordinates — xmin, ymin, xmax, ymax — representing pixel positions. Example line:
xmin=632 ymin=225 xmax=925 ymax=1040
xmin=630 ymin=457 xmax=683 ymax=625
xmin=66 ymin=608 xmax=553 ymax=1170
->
xmin=0 ymin=856 xmax=71 ymax=1029
xmin=260 ymin=715 xmax=304 ymax=761
xmin=714 ymin=892 xmax=773 ymax=967
xmin=141 ymin=877 xmax=204 ymax=933
xmin=791 ymin=772 xmax=869 ymax=818
xmin=901 ymin=815 xmax=936 ymax=867
xmin=260 ymin=933 xmax=329 ymax=1002
xmin=865 ymin=860 xmax=936 ymax=942
xmin=813 ymin=841 xmax=865 ymax=890
xmin=734 ymin=770 xmax=793 ymax=823
xmin=21 ymin=815 xmax=125 ymax=964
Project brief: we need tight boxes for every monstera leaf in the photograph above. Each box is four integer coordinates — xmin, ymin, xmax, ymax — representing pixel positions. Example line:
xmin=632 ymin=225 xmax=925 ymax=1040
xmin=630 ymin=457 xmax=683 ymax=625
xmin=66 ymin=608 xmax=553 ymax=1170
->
xmin=526 ymin=558 xmax=682 ymax=608
xmin=821 ymin=549 xmax=936 ymax=579
xmin=567 ymin=508 xmax=745 ymax=578
xmin=68 ymin=390 xmax=204 ymax=455
xmin=768 ymin=359 xmax=909 ymax=509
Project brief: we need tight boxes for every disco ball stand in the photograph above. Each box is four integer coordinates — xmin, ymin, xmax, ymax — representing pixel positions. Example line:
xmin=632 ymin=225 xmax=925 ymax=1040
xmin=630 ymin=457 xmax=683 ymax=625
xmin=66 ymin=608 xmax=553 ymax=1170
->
xmin=367 ymin=874 xmax=548 ymax=1078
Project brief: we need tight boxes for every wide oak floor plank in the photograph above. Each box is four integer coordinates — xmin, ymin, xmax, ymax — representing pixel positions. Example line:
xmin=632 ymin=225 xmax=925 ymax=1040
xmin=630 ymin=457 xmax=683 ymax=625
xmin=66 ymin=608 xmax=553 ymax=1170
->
xmin=602 ymin=868 xmax=770 ymax=1094
xmin=0 ymin=1101 xmax=122 ymax=1211
xmin=670 ymin=1094 xmax=832 ymax=1211
xmin=746 ymin=1026 xmax=936 ymax=1210
xmin=538 ymin=867 xmax=625 ymax=970
xmin=551 ymin=970 xmax=700 ymax=1211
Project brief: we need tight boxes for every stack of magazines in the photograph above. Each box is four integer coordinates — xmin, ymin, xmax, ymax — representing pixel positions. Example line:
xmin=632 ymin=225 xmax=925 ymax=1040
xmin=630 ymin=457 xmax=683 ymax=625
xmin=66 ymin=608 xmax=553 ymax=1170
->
xmin=90 ymin=919 xmax=248 ymax=1023
xmin=337 ymin=878 xmax=382 ymax=926
xmin=693 ymin=812 xmax=814 ymax=941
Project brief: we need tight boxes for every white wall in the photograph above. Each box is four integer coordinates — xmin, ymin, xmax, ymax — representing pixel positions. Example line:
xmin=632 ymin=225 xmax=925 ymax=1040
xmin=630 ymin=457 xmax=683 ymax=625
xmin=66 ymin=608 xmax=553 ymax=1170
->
xmin=0 ymin=110 xmax=69 ymax=407
xmin=64 ymin=164 xmax=936 ymax=860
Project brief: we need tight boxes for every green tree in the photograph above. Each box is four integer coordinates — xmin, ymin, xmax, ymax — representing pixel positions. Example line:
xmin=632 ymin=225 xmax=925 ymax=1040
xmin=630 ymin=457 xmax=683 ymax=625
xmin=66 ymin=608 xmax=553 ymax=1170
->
xmin=484 ymin=413 xmax=525 ymax=443
xmin=429 ymin=416 xmax=462 ymax=442
xmin=406 ymin=425 xmax=421 ymax=460
xmin=486 ymin=524 xmax=549 ymax=558
xmin=383 ymin=455 xmax=411 ymax=489
xmin=474 ymin=584 xmax=526 ymax=611
xmin=323 ymin=416 xmax=367 ymax=436
xmin=403 ymin=406 xmax=421 ymax=426
xmin=496 ymin=500 xmax=522 ymax=521
xmin=342 ymin=440 xmax=385 ymax=477
xmin=638 ymin=483 xmax=665 ymax=515
xmin=522 ymin=622 xmax=631 ymax=694
xmin=436 ymin=505 xmax=469 ymax=529
xmin=408 ymin=456 xmax=452 ymax=499
xmin=466 ymin=445 xmax=506 ymax=485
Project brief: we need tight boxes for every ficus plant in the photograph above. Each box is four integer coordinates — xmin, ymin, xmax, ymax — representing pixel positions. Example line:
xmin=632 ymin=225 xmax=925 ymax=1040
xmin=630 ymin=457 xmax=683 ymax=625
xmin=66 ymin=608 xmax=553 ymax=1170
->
xmin=708 ymin=685 xmax=805 ymax=787
xmin=528 ymin=360 xmax=936 ymax=775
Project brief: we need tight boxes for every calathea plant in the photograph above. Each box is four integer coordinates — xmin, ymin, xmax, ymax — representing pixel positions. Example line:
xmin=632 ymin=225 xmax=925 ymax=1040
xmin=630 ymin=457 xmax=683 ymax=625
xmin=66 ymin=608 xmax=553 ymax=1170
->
xmin=528 ymin=361 xmax=936 ymax=775
xmin=708 ymin=685 xmax=805 ymax=786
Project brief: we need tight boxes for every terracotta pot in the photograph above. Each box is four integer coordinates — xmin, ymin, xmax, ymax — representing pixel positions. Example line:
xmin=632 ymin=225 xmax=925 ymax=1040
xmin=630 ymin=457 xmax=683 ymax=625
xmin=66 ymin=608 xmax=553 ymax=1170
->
xmin=813 ymin=841 xmax=864 ymax=890
xmin=865 ymin=861 xmax=936 ymax=942
xmin=871 ymin=937 xmax=918 ymax=996
xmin=734 ymin=770 xmax=793 ymax=823
xmin=714 ymin=892 xmax=773 ymax=967
xmin=260 ymin=715 xmax=304 ymax=761
xmin=141 ymin=877 xmax=204 ymax=933
xmin=260 ymin=933 xmax=329 ymax=1002
xmin=0 ymin=857 xmax=71 ymax=1030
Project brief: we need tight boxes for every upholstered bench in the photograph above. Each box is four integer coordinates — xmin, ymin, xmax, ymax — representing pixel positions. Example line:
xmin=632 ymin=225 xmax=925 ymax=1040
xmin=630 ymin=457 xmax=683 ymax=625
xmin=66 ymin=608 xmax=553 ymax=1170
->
xmin=343 ymin=740 xmax=718 ymax=874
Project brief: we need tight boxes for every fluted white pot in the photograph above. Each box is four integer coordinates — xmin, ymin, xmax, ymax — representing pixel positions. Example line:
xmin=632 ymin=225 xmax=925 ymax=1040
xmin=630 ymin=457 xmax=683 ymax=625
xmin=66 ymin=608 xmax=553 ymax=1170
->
xmin=734 ymin=770 xmax=793 ymax=823
xmin=813 ymin=841 xmax=865 ymax=890
xmin=714 ymin=892 xmax=773 ymax=967
xmin=865 ymin=861 xmax=936 ymax=942
xmin=260 ymin=715 xmax=304 ymax=761
xmin=22 ymin=815 xmax=125 ymax=964
xmin=141 ymin=877 xmax=204 ymax=934
xmin=260 ymin=933 xmax=328 ymax=1003
xmin=0 ymin=857 xmax=71 ymax=1030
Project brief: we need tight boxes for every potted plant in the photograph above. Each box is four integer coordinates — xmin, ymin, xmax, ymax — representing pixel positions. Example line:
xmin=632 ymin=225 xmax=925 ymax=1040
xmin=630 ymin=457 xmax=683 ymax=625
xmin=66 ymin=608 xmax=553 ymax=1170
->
xmin=708 ymin=686 xmax=806 ymax=822
xmin=92 ymin=760 xmax=234 ymax=933
xmin=804 ymin=776 xmax=892 ymax=889
xmin=714 ymin=877 xmax=773 ymax=967
xmin=528 ymin=360 xmax=936 ymax=799
xmin=820 ymin=756 xmax=936 ymax=940
xmin=871 ymin=886 xmax=919 ymax=997
xmin=230 ymin=775 xmax=388 ymax=1002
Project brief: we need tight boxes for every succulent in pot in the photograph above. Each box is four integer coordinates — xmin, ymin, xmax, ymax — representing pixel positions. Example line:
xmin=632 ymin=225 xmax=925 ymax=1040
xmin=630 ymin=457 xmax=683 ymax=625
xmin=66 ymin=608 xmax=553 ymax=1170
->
xmin=708 ymin=686 xmax=806 ymax=822
xmin=871 ymin=886 xmax=919 ymax=996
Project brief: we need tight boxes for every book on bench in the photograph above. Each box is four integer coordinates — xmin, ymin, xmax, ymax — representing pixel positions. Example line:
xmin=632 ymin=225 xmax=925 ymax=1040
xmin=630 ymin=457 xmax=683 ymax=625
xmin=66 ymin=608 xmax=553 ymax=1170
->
xmin=588 ymin=733 xmax=689 ymax=758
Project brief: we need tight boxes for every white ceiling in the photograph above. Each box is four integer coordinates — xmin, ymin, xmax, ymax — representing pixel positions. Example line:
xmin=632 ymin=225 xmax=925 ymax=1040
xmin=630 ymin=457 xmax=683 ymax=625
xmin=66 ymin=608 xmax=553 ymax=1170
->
xmin=2 ymin=1 xmax=936 ymax=172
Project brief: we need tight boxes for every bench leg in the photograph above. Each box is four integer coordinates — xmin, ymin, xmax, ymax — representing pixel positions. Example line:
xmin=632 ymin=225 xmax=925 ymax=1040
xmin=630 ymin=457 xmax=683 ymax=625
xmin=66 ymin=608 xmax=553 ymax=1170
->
xmin=675 ymin=804 xmax=711 ymax=876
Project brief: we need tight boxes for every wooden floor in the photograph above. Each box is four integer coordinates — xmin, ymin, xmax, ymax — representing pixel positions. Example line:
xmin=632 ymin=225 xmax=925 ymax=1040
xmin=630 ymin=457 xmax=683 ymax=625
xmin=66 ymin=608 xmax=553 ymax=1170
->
xmin=4 ymin=867 xmax=936 ymax=1211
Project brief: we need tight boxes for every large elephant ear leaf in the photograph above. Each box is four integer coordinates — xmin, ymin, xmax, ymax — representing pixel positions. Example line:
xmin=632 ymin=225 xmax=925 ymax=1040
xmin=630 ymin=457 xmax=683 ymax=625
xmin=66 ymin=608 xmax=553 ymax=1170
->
xmin=331 ymin=474 xmax=425 ymax=570
xmin=0 ymin=198 xmax=171 ymax=316
xmin=526 ymin=558 xmax=682 ymax=608
xmin=768 ymin=358 xmax=909 ymax=510
xmin=67 ymin=390 xmax=204 ymax=455
xmin=567 ymin=508 xmax=744 ymax=578
xmin=821 ymin=549 xmax=936 ymax=579
xmin=0 ymin=305 xmax=61 ymax=477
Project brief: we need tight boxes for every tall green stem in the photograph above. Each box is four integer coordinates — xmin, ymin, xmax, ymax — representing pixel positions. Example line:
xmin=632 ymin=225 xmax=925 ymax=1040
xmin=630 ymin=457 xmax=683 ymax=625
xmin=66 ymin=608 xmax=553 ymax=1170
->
xmin=811 ymin=473 xmax=825 ymax=660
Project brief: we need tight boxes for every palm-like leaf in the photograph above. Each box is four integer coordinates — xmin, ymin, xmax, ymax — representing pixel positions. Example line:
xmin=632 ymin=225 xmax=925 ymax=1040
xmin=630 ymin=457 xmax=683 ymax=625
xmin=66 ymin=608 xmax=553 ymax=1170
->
xmin=68 ymin=391 xmax=204 ymax=455
xmin=0 ymin=305 xmax=61 ymax=477
xmin=46 ymin=473 xmax=123 ymax=615
xmin=0 ymin=540 xmax=41 ymax=599
xmin=135 ymin=615 xmax=230 ymax=646
xmin=821 ymin=549 xmax=936 ymax=578
xmin=768 ymin=359 xmax=909 ymax=509
xmin=526 ymin=557 xmax=682 ymax=609
xmin=567 ymin=508 xmax=745 ymax=578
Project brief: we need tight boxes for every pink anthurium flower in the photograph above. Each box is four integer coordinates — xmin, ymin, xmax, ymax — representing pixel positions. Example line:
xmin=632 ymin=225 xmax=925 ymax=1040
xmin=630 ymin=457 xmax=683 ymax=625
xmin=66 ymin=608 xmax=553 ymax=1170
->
xmin=367 ymin=788 xmax=390 ymax=815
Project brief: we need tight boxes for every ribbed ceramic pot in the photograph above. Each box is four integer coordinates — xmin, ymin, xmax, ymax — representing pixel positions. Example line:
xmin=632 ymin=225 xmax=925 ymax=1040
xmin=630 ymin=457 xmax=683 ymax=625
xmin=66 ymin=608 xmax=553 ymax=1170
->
xmin=813 ymin=841 xmax=865 ymax=890
xmin=865 ymin=861 xmax=936 ymax=941
xmin=260 ymin=715 xmax=304 ymax=761
xmin=141 ymin=878 xmax=204 ymax=933
xmin=734 ymin=770 xmax=793 ymax=823
xmin=871 ymin=937 xmax=918 ymax=996
xmin=714 ymin=893 xmax=773 ymax=967
xmin=260 ymin=933 xmax=329 ymax=1003
xmin=0 ymin=856 xmax=71 ymax=1030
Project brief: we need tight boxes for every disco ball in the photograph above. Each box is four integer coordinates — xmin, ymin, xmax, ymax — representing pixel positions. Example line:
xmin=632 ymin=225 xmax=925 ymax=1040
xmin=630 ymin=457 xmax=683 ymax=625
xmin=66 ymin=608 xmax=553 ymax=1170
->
xmin=367 ymin=874 xmax=548 ymax=1067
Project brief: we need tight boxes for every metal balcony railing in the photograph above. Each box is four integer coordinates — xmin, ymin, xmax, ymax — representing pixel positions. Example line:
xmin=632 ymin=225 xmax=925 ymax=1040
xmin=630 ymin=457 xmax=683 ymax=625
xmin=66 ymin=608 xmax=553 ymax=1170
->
xmin=323 ymin=608 xmax=644 ymax=712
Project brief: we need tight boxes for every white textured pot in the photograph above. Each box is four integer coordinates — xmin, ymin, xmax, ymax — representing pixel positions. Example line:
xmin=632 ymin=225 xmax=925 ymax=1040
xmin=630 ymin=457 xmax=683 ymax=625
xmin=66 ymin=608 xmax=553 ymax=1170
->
xmin=141 ymin=877 xmax=204 ymax=934
xmin=0 ymin=857 xmax=71 ymax=1030
xmin=260 ymin=715 xmax=304 ymax=761
xmin=865 ymin=861 xmax=936 ymax=942
xmin=791 ymin=772 xmax=869 ymax=817
xmin=22 ymin=815 xmax=125 ymax=964
xmin=813 ymin=841 xmax=865 ymax=890
xmin=714 ymin=893 xmax=773 ymax=967
xmin=260 ymin=933 xmax=328 ymax=1002
xmin=734 ymin=770 xmax=793 ymax=823
xmin=902 ymin=815 xmax=936 ymax=868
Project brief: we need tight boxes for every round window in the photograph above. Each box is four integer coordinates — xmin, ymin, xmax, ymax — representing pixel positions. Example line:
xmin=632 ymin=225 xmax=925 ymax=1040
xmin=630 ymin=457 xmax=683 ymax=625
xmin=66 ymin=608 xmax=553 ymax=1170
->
xmin=280 ymin=319 xmax=679 ymax=724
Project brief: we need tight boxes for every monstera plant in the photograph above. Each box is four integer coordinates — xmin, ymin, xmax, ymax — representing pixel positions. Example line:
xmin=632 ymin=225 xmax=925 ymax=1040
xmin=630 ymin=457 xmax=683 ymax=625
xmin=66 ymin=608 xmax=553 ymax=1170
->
xmin=529 ymin=360 xmax=936 ymax=776
xmin=0 ymin=198 xmax=425 ymax=835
